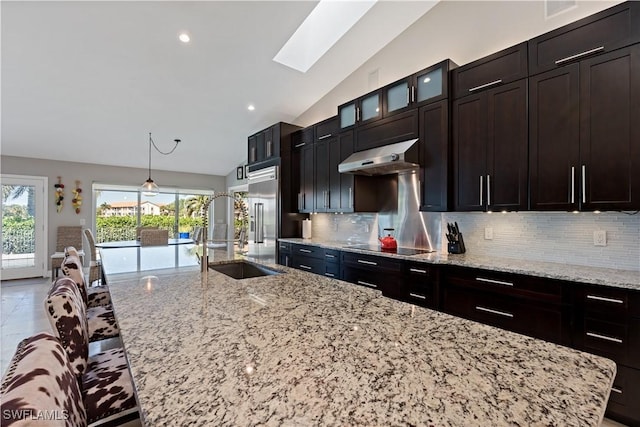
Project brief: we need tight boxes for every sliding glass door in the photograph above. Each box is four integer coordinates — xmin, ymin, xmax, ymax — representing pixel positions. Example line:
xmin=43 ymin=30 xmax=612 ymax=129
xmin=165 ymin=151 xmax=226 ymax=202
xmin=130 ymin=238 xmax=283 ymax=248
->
xmin=94 ymin=184 xmax=212 ymax=245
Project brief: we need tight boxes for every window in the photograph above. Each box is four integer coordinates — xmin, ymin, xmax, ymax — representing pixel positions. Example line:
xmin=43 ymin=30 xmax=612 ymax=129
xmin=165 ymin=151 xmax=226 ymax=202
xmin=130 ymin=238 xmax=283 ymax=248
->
xmin=93 ymin=184 xmax=213 ymax=244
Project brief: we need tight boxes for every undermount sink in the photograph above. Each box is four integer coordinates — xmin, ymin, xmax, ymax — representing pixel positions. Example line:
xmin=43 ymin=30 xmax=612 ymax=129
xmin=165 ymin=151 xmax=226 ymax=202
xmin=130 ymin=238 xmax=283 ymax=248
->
xmin=209 ymin=261 xmax=281 ymax=280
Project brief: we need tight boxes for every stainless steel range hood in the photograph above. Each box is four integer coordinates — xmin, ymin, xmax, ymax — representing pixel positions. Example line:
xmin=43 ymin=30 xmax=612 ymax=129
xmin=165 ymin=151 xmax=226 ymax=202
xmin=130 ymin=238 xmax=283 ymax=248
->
xmin=338 ymin=139 xmax=419 ymax=175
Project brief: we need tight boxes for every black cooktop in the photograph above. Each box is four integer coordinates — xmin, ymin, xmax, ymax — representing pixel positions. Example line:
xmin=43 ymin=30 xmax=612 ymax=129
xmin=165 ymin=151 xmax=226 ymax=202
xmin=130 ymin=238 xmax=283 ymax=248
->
xmin=344 ymin=244 xmax=434 ymax=256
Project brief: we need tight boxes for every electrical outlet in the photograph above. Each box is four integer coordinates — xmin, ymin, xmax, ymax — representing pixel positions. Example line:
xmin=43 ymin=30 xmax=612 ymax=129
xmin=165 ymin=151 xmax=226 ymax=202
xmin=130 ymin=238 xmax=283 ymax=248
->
xmin=593 ymin=230 xmax=607 ymax=246
xmin=484 ymin=227 xmax=493 ymax=240
xmin=79 ymin=219 xmax=86 ymax=226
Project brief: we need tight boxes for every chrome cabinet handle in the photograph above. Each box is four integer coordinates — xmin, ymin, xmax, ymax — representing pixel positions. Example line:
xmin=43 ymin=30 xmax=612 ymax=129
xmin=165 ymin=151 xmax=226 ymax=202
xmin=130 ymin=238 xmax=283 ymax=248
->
xmin=586 ymin=332 xmax=622 ymax=344
xmin=586 ymin=295 xmax=624 ymax=304
xmin=356 ymin=107 xmax=360 ymax=122
xmin=409 ymin=293 xmax=427 ymax=300
xmin=299 ymin=248 xmax=312 ymax=253
xmin=348 ymin=187 xmax=353 ymax=208
xmin=409 ymin=268 xmax=427 ymax=274
xmin=411 ymin=86 xmax=416 ymax=103
xmin=406 ymin=87 xmax=410 ymax=105
xmin=299 ymin=264 xmax=312 ymax=270
xmin=318 ymin=134 xmax=332 ymax=140
xmin=611 ymin=387 xmax=623 ymax=394
xmin=571 ymin=166 xmax=575 ymax=203
xmin=476 ymin=277 xmax=514 ymax=287
xmin=582 ymin=165 xmax=586 ymax=203
xmin=555 ymin=46 xmax=604 ymax=65
xmin=266 ymin=140 xmax=273 ymax=157
xmin=479 ymin=175 xmax=484 ymax=206
xmin=358 ymin=280 xmax=377 ymax=288
xmin=325 ymin=272 xmax=335 ymax=277
xmin=294 ymin=142 xmax=306 ymax=148
xmin=325 ymin=254 xmax=336 ymax=259
xmin=487 ymin=174 xmax=491 ymax=207
xmin=469 ymin=79 xmax=502 ymax=93
xmin=357 ymin=259 xmax=377 ymax=266
xmin=475 ymin=306 xmax=514 ymax=318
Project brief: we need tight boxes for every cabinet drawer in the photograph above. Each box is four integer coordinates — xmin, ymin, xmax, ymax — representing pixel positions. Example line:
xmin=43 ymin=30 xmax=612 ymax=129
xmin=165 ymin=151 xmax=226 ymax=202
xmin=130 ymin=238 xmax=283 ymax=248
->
xmin=529 ymin=1 xmax=640 ymax=75
xmin=342 ymin=268 xmax=385 ymax=291
xmin=444 ymin=285 xmax=564 ymax=344
xmin=278 ymin=241 xmax=291 ymax=253
xmin=323 ymin=249 xmax=340 ymax=264
xmin=323 ymin=263 xmax=340 ymax=280
xmin=342 ymin=252 xmax=403 ymax=273
xmin=582 ymin=285 xmax=630 ymax=319
xmin=444 ymin=266 xmax=562 ymax=303
xmin=292 ymin=244 xmax=324 ymax=260
xmin=291 ymin=256 xmax=324 ymax=275
xmin=606 ymin=365 xmax=640 ymax=425
xmin=580 ymin=317 xmax=639 ymax=370
xmin=452 ymin=42 xmax=528 ymax=99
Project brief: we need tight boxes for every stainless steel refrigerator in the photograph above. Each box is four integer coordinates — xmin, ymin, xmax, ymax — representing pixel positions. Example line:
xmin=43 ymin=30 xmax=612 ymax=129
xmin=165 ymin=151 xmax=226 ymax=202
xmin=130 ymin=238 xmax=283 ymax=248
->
xmin=246 ymin=165 xmax=278 ymax=262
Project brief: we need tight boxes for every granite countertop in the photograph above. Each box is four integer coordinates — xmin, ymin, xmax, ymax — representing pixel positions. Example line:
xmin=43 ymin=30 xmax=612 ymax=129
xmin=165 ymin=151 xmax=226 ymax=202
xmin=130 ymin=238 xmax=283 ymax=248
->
xmin=279 ymin=238 xmax=640 ymax=291
xmin=106 ymin=249 xmax=616 ymax=426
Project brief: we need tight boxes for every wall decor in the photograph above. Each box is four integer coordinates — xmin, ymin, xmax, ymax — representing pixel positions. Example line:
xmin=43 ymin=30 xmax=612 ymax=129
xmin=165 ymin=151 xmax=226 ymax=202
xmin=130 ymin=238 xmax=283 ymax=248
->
xmin=54 ymin=176 xmax=64 ymax=213
xmin=72 ymin=180 xmax=82 ymax=214
xmin=236 ymin=166 xmax=243 ymax=180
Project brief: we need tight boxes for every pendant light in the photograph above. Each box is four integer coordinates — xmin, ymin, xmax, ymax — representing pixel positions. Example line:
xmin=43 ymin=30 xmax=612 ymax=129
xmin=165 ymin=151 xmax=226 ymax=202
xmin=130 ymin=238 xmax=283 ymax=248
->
xmin=141 ymin=132 xmax=180 ymax=197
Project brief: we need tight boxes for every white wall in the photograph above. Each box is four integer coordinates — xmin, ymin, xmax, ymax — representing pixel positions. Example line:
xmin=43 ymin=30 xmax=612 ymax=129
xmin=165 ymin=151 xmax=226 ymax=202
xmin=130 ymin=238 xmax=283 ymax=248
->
xmin=1 ymin=155 xmax=226 ymax=265
xmin=295 ymin=0 xmax=622 ymax=126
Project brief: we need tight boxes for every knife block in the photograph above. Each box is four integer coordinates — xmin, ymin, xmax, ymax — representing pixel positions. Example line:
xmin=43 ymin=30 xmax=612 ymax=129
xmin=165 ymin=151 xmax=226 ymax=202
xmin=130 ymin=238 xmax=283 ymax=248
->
xmin=447 ymin=233 xmax=466 ymax=254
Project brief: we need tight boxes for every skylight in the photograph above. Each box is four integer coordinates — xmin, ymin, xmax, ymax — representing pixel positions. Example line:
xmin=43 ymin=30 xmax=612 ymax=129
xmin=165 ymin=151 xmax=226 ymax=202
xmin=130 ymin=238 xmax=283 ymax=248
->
xmin=273 ymin=0 xmax=378 ymax=73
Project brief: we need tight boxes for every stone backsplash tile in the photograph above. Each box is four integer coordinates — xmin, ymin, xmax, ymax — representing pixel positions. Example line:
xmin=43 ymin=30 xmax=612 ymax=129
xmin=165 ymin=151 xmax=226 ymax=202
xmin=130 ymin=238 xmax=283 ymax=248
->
xmin=310 ymin=211 xmax=640 ymax=271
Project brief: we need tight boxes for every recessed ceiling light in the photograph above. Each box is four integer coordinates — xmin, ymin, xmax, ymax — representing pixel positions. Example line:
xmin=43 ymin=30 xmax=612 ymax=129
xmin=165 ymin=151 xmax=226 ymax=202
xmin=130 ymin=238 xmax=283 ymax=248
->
xmin=273 ymin=0 xmax=378 ymax=73
xmin=178 ymin=33 xmax=190 ymax=43
xmin=247 ymin=105 xmax=255 ymax=111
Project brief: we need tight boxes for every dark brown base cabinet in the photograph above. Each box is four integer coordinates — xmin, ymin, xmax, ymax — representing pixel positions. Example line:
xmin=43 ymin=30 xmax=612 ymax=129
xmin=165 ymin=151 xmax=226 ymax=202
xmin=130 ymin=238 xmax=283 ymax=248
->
xmin=441 ymin=266 xmax=570 ymax=345
xmin=572 ymin=284 xmax=640 ymax=425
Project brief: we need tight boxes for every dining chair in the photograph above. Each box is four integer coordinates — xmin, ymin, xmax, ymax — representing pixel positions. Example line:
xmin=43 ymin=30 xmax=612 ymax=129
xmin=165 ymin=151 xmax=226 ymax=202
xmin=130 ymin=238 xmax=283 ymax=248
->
xmin=44 ymin=278 xmax=138 ymax=425
xmin=135 ymin=225 xmax=158 ymax=240
xmin=0 ymin=333 xmax=87 ymax=426
xmin=82 ymin=229 xmax=105 ymax=286
xmin=62 ymin=247 xmax=111 ymax=309
xmin=50 ymin=226 xmax=84 ymax=278
xmin=140 ymin=228 xmax=169 ymax=246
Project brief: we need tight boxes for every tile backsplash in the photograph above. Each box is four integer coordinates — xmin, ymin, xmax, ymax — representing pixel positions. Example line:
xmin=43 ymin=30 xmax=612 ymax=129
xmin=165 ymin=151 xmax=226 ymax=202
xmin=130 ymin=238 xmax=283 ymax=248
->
xmin=311 ymin=211 xmax=640 ymax=271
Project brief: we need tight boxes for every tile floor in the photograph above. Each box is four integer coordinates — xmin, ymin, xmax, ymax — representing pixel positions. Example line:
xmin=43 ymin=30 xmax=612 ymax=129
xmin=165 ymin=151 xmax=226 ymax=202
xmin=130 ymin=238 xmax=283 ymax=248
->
xmin=0 ymin=276 xmax=629 ymax=426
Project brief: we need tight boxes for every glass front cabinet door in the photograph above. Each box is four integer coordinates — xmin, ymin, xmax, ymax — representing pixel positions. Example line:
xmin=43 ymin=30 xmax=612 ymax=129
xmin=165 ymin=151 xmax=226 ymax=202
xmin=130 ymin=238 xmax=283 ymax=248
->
xmin=383 ymin=59 xmax=456 ymax=116
xmin=338 ymin=89 xmax=382 ymax=130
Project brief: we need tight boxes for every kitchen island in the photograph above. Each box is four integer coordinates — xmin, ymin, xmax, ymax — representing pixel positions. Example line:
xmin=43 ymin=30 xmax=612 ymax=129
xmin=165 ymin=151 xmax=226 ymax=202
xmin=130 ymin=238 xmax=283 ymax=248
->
xmin=104 ymin=247 xmax=615 ymax=426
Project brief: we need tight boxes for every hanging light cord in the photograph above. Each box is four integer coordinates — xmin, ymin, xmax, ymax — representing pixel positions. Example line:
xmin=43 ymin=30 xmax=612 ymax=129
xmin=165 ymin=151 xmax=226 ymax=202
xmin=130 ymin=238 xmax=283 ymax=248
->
xmin=147 ymin=132 xmax=180 ymax=180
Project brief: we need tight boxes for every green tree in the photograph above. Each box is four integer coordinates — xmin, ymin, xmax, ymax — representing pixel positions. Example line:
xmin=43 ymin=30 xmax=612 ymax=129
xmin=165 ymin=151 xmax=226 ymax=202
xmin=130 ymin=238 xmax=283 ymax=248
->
xmin=97 ymin=202 xmax=111 ymax=216
xmin=184 ymin=195 xmax=209 ymax=218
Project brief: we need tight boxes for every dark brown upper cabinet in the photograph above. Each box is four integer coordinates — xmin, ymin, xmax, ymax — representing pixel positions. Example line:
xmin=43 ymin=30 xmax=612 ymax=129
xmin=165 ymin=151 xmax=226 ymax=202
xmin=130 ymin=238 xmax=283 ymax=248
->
xmin=314 ymin=117 xmax=341 ymax=213
xmin=382 ymin=59 xmax=457 ymax=117
xmin=355 ymin=109 xmax=419 ymax=152
xmin=419 ymin=100 xmax=450 ymax=212
xmin=528 ymin=1 xmax=640 ymax=76
xmin=452 ymin=42 xmax=528 ymax=100
xmin=338 ymin=89 xmax=382 ymax=130
xmin=292 ymin=127 xmax=315 ymax=213
xmin=453 ymin=79 xmax=528 ymax=212
xmin=530 ymin=44 xmax=640 ymax=211
xmin=247 ymin=122 xmax=300 ymax=167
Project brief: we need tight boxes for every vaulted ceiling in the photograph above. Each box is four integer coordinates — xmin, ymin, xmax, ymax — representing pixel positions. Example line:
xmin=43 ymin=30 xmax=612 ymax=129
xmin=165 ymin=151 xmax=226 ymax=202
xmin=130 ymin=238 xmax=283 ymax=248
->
xmin=1 ymin=1 xmax=438 ymax=176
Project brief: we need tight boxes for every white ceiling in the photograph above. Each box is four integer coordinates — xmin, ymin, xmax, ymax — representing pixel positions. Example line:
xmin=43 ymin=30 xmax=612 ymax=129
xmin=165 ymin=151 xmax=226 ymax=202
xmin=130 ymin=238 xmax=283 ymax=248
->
xmin=1 ymin=1 xmax=438 ymax=176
